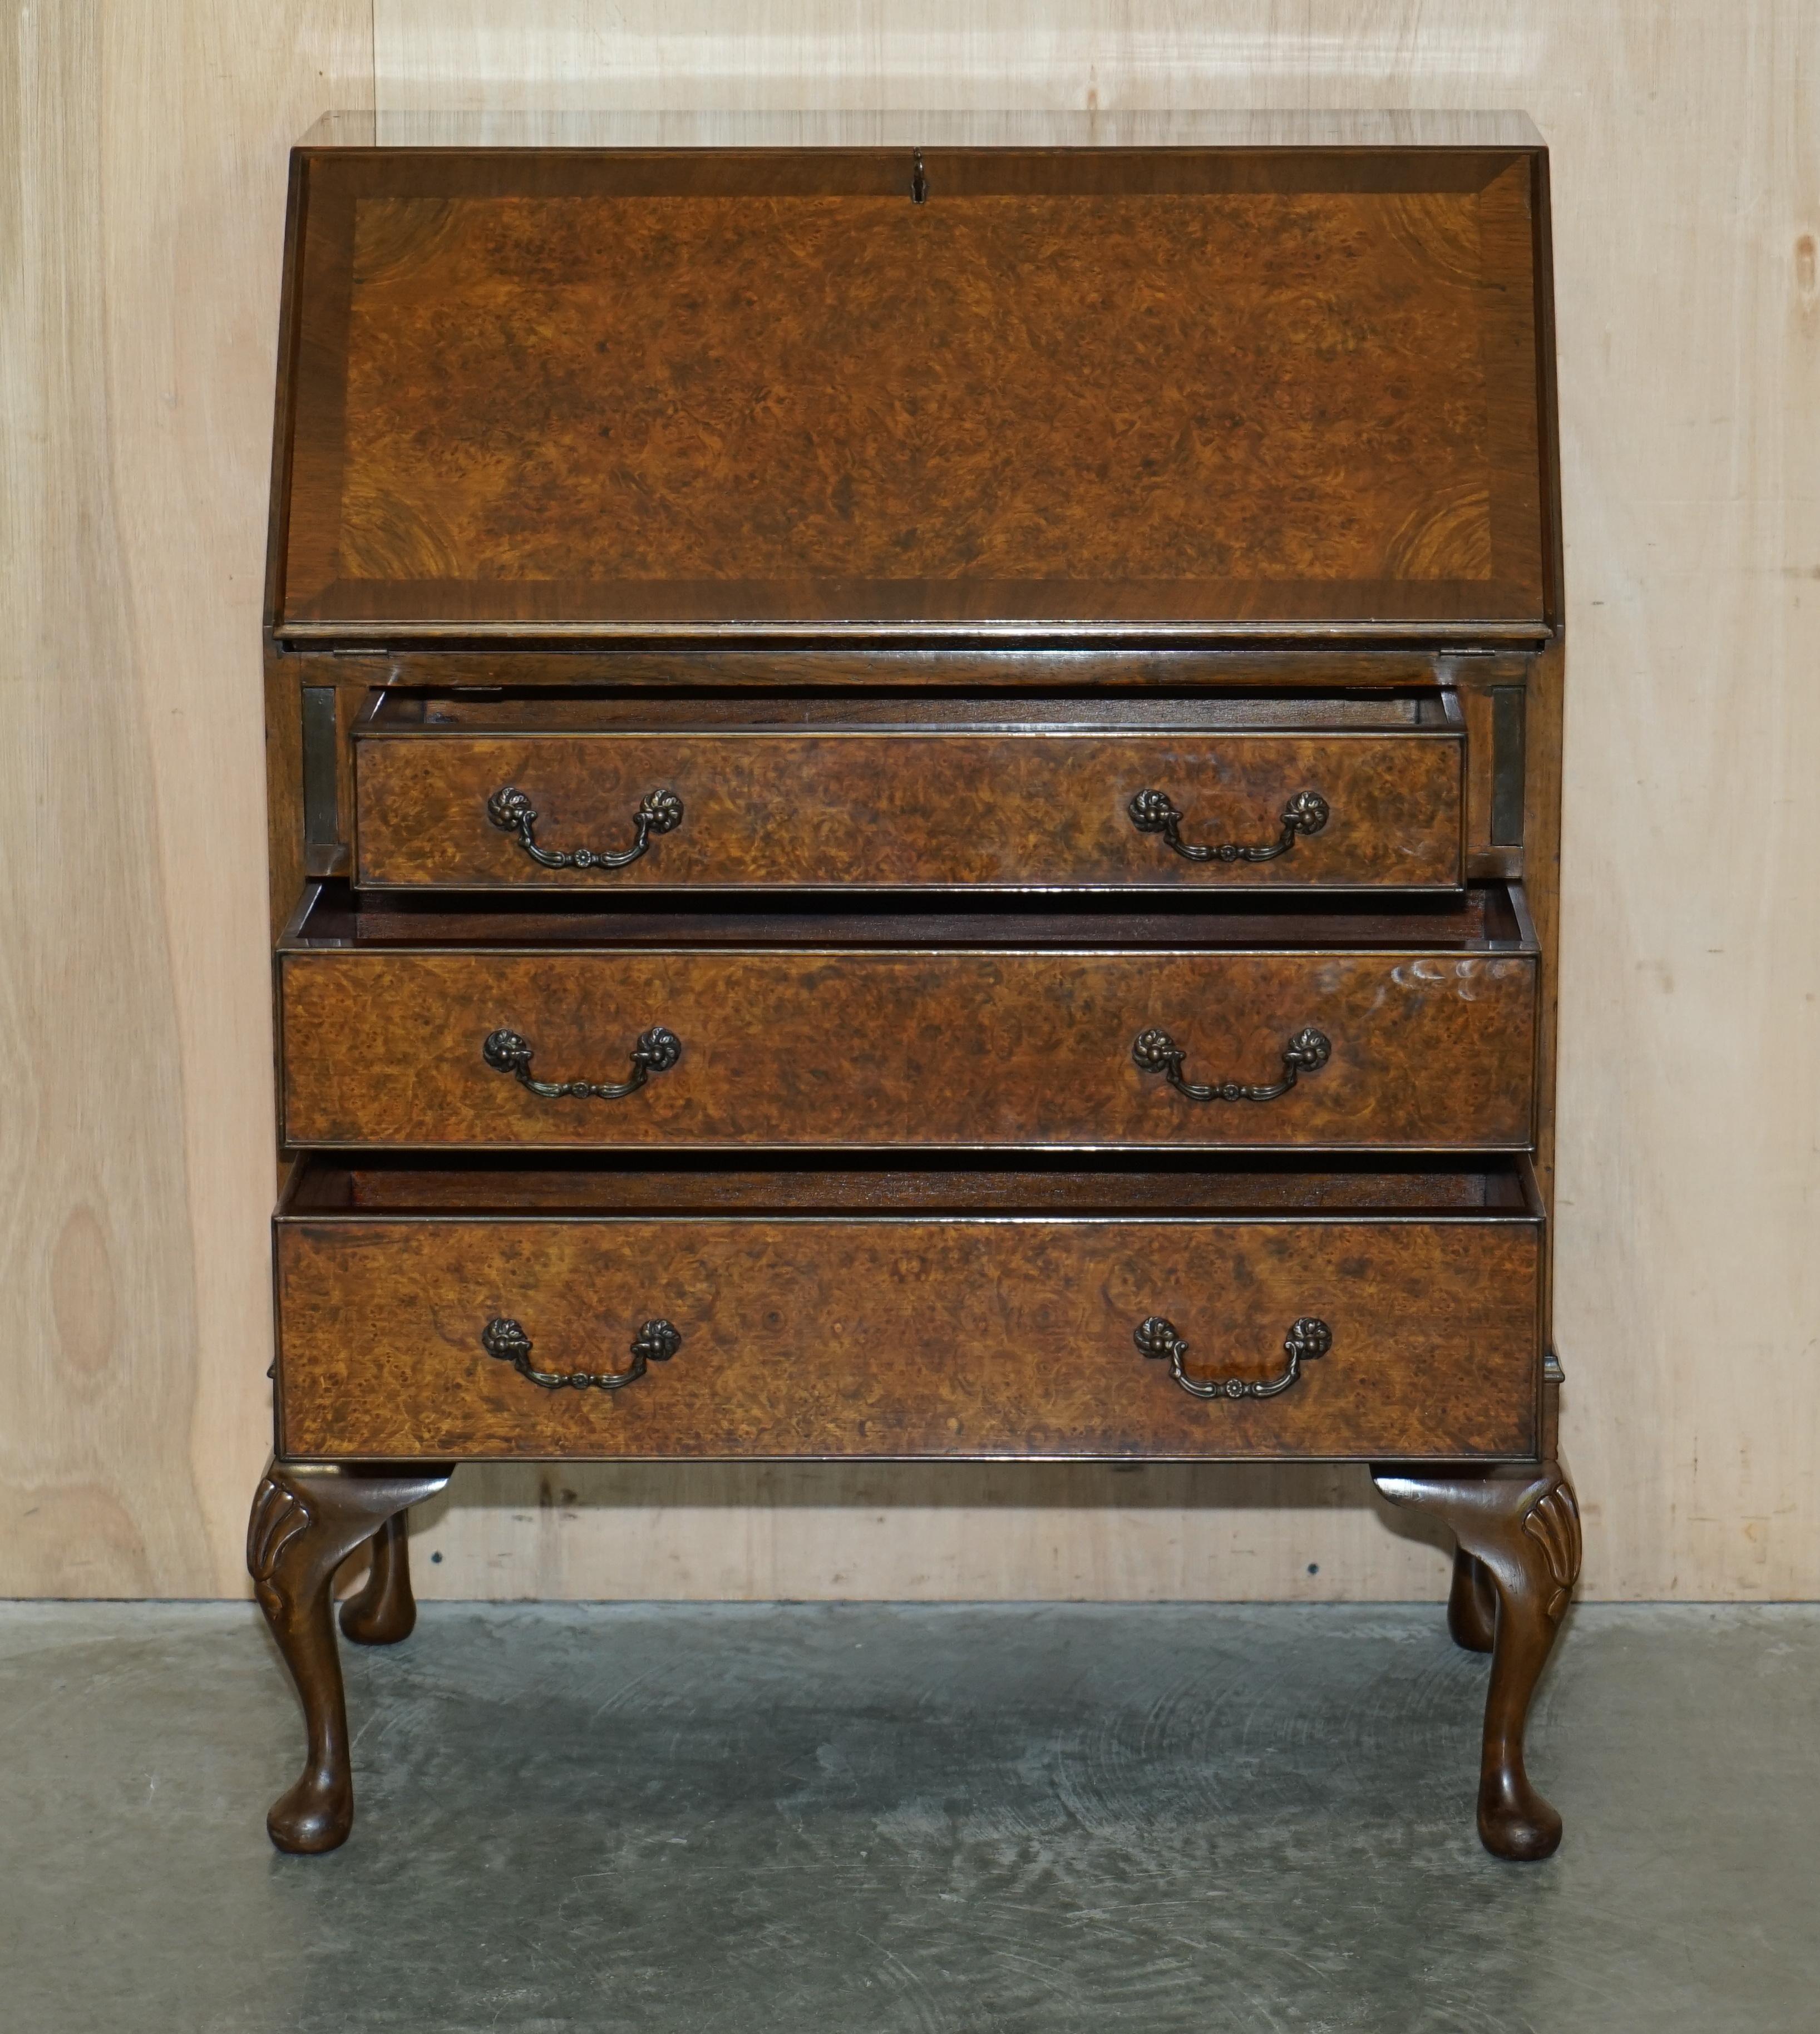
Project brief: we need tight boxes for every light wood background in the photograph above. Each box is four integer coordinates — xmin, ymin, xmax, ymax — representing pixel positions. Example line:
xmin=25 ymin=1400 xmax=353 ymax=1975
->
xmin=3 ymin=4 xmax=1815 ymax=1603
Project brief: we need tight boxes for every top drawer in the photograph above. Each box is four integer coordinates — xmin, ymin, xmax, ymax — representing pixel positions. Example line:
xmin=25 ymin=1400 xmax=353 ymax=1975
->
xmin=353 ymin=694 xmax=1464 ymax=894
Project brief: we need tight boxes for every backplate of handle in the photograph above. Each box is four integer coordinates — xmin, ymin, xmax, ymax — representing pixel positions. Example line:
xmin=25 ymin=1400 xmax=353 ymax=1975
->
xmin=1127 ymin=788 xmax=1329 ymax=864
xmin=1131 ymin=1025 xmax=1330 ymax=1102
xmin=482 ymin=1025 xmax=681 ymax=1100
xmin=487 ymin=785 xmax=683 ymax=871
xmin=1134 ymin=1314 xmax=1331 ymax=1400
xmin=482 ymin=1316 xmax=681 ymax=1392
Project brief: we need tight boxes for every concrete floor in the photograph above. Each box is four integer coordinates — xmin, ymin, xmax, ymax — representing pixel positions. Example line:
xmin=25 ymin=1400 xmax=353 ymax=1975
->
xmin=0 ymin=1602 xmax=1813 ymax=2032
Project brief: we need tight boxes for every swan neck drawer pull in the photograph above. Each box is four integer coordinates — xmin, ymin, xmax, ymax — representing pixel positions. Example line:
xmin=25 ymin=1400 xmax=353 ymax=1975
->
xmin=1135 ymin=1314 xmax=1332 ymax=1401
xmin=1127 ymin=787 xmax=1329 ymax=863
xmin=1131 ymin=1025 xmax=1330 ymax=1103
xmin=487 ymin=784 xmax=683 ymax=871
xmin=482 ymin=1025 xmax=681 ymax=1101
xmin=1122 ymin=781 xmax=1325 ymax=862
xmin=482 ymin=1316 xmax=681 ymax=1393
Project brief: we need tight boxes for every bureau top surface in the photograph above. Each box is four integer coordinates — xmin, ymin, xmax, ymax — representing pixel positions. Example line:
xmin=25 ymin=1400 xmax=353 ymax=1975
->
xmin=271 ymin=142 xmax=1557 ymax=648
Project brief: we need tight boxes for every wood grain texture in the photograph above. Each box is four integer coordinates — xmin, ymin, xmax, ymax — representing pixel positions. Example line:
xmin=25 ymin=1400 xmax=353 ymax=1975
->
xmin=275 ymin=1207 xmax=1540 ymax=1460
xmin=0 ymin=1 xmax=370 ymax=1595
xmin=354 ymin=724 xmax=1464 ymax=891
xmin=278 ymin=146 xmax=1547 ymax=635
xmin=8 ymin=3 xmax=1818 ymax=1606
xmin=279 ymin=946 xmax=1536 ymax=1150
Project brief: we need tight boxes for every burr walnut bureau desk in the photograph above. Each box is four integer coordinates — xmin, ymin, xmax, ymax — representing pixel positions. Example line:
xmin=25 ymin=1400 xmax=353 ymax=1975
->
xmin=253 ymin=115 xmax=1579 ymax=1862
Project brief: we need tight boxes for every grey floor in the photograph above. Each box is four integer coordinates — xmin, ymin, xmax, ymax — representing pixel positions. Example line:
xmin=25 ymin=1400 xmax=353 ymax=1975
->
xmin=0 ymin=1602 xmax=1813 ymax=2033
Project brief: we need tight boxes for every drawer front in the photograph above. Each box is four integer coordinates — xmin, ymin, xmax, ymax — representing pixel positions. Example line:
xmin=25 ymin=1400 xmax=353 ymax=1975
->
xmin=276 ymin=1213 xmax=1540 ymax=1461
xmin=281 ymin=949 xmax=1535 ymax=1151
xmin=353 ymin=732 xmax=1463 ymax=892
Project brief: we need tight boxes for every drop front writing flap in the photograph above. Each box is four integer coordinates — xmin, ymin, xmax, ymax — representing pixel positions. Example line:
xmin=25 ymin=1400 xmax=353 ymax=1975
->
xmin=273 ymin=145 xmax=1555 ymax=645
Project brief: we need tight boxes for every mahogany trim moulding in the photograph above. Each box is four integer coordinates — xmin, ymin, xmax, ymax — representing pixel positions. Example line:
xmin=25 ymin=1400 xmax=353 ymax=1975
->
xmin=255 ymin=119 xmax=1575 ymax=1866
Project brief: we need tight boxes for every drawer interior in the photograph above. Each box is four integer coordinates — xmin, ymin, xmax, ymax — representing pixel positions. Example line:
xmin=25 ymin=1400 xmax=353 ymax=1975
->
xmin=283 ymin=879 xmax=1532 ymax=952
xmin=284 ymin=1153 xmax=1543 ymax=1220
xmin=361 ymin=688 xmax=1462 ymax=734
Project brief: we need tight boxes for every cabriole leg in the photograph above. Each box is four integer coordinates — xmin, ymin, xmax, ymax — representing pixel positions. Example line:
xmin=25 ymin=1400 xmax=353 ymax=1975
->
xmin=340 ymin=1511 xmax=417 ymax=1646
xmin=1373 ymin=1462 xmax=1582 ymax=1862
xmin=247 ymin=1460 xmax=453 ymax=1854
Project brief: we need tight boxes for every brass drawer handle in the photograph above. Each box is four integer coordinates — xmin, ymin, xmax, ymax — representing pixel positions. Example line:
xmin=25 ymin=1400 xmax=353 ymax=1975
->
xmin=1132 ymin=1025 xmax=1330 ymax=1102
xmin=1127 ymin=787 xmax=1329 ymax=863
xmin=483 ymin=1315 xmax=681 ymax=1392
xmin=487 ymin=784 xmax=684 ymax=871
xmin=482 ymin=1025 xmax=681 ymax=1100
xmin=1135 ymin=1314 xmax=1331 ymax=1400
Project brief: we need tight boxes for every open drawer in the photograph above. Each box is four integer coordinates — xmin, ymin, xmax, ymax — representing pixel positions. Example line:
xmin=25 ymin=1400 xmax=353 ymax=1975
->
xmin=352 ymin=691 xmax=1466 ymax=894
xmin=278 ymin=882 xmax=1537 ymax=1154
xmin=274 ymin=1154 xmax=1545 ymax=1463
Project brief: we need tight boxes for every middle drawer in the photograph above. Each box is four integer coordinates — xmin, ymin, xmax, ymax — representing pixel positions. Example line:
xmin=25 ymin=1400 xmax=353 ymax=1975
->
xmin=279 ymin=887 xmax=1536 ymax=1152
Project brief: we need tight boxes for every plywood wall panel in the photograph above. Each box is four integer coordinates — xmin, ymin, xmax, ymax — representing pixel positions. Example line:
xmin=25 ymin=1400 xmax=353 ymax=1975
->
xmin=354 ymin=1 xmax=1820 ymax=1604
xmin=5 ymin=2 xmax=1816 ymax=1603
xmin=97 ymin=7 xmax=376 ymax=1584
xmin=1541 ymin=6 xmax=1820 ymax=1599
xmin=0 ymin=2 xmax=372 ymax=1594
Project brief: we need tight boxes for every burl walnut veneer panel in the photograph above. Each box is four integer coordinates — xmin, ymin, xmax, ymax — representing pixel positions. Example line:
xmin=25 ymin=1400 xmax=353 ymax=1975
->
xmin=275 ymin=1212 xmax=1540 ymax=1460
xmin=275 ymin=147 xmax=1550 ymax=639
xmin=354 ymin=728 xmax=1464 ymax=891
xmin=279 ymin=946 xmax=1536 ymax=1151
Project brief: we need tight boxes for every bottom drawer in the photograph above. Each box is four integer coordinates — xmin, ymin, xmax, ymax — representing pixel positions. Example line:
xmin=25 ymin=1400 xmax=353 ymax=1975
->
xmin=274 ymin=1158 xmax=1543 ymax=1463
